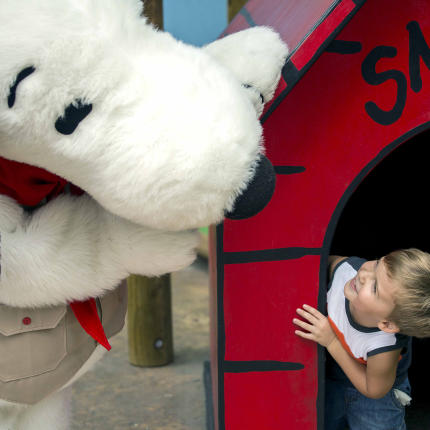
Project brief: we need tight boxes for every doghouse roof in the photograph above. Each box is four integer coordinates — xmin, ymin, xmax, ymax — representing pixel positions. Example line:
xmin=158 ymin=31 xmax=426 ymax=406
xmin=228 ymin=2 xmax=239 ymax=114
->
xmin=225 ymin=0 xmax=366 ymax=121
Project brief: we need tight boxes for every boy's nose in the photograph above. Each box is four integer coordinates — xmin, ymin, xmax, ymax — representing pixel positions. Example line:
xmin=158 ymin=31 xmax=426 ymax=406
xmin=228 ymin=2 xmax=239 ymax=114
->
xmin=358 ymin=267 xmax=368 ymax=280
xmin=358 ymin=267 xmax=374 ymax=284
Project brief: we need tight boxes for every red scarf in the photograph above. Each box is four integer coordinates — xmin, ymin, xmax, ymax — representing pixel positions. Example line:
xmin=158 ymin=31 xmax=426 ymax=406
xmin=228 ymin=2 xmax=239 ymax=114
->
xmin=0 ymin=156 xmax=111 ymax=350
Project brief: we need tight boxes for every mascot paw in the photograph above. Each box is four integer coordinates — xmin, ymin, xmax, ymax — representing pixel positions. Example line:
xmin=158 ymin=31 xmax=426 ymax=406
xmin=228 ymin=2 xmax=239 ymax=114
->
xmin=108 ymin=215 xmax=200 ymax=277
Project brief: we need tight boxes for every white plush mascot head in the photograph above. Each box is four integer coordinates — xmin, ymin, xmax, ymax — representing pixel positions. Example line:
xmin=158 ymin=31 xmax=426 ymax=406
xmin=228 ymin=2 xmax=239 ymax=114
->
xmin=0 ymin=0 xmax=287 ymax=230
xmin=0 ymin=0 xmax=287 ymax=428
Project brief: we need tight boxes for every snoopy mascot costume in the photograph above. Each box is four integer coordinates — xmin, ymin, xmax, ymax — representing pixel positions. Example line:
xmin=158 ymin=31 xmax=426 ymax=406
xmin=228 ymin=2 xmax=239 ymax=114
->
xmin=0 ymin=0 xmax=288 ymax=428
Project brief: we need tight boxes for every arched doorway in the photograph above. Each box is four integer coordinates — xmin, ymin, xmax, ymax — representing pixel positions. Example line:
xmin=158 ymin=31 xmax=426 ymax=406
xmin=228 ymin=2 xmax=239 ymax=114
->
xmin=330 ymin=129 xmax=430 ymax=428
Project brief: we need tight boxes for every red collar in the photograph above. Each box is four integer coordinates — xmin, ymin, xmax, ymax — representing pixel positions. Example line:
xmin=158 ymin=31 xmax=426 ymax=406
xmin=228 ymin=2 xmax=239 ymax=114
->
xmin=0 ymin=156 xmax=69 ymax=206
xmin=0 ymin=156 xmax=111 ymax=350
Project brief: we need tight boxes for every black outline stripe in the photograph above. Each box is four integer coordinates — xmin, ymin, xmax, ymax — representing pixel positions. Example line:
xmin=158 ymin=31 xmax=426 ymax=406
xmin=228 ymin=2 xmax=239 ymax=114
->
xmin=224 ymin=361 xmax=304 ymax=373
xmin=216 ymin=237 xmax=321 ymax=429
xmin=286 ymin=0 xmax=341 ymax=62
xmin=319 ymin=121 xmax=430 ymax=430
xmin=215 ymin=124 xmax=430 ymax=430
xmin=217 ymin=4 xmax=369 ymax=429
xmin=216 ymin=223 xmax=226 ymax=430
xmin=282 ymin=61 xmax=300 ymax=88
xmin=325 ymin=40 xmax=362 ymax=54
xmin=240 ymin=7 xmax=256 ymax=27
xmin=224 ymin=247 xmax=321 ymax=265
xmin=274 ymin=165 xmax=306 ymax=175
xmin=321 ymin=120 xmax=430 ymax=271
xmin=261 ymin=0 xmax=368 ymax=124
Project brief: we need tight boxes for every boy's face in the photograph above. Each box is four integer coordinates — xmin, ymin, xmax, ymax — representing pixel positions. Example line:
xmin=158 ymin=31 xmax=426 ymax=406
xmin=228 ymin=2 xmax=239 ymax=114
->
xmin=343 ymin=258 xmax=400 ymax=332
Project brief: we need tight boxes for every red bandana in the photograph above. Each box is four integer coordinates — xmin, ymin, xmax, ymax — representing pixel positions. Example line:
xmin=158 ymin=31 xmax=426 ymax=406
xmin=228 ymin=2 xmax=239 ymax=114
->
xmin=0 ymin=156 xmax=111 ymax=350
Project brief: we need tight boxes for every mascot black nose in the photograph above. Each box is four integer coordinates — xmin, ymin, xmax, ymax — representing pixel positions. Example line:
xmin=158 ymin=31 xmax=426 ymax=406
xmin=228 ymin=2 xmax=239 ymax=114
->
xmin=226 ymin=155 xmax=276 ymax=220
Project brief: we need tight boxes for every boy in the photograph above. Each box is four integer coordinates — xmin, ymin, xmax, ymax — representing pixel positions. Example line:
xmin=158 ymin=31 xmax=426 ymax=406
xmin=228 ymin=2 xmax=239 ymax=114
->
xmin=293 ymin=248 xmax=430 ymax=430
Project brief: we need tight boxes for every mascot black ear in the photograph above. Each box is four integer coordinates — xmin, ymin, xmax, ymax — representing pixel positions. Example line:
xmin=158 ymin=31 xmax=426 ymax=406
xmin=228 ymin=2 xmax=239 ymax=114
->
xmin=7 ymin=66 xmax=36 ymax=108
xmin=226 ymin=155 xmax=276 ymax=220
xmin=55 ymin=99 xmax=92 ymax=135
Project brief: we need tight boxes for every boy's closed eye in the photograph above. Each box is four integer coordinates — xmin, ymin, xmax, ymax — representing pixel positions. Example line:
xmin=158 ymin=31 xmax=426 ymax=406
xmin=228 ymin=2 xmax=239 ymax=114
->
xmin=373 ymin=259 xmax=380 ymax=295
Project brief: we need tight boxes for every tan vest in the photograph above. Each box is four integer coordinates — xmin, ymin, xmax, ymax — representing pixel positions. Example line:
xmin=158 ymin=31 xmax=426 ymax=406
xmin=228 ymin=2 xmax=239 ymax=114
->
xmin=0 ymin=283 xmax=127 ymax=405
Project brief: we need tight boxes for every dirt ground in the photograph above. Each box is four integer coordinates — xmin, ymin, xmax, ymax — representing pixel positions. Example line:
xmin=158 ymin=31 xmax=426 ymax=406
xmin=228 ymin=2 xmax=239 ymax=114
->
xmin=71 ymin=257 xmax=210 ymax=430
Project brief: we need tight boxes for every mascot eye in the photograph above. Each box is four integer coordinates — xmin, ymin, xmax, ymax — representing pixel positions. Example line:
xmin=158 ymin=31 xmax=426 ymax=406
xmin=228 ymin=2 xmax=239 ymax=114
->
xmin=7 ymin=66 xmax=36 ymax=108
xmin=55 ymin=99 xmax=92 ymax=135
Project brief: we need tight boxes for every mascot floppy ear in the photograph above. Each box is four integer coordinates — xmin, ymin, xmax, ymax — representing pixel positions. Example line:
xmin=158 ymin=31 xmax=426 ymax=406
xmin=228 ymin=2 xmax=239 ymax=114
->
xmin=204 ymin=27 xmax=287 ymax=113
xmin=205 ymin=27 xmax=288 ymax=220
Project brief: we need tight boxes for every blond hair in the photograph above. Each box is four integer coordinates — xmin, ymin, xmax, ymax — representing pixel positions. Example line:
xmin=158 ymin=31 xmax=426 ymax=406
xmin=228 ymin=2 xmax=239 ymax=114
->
xmin=384 ymin=248 xmax=430 ymax=338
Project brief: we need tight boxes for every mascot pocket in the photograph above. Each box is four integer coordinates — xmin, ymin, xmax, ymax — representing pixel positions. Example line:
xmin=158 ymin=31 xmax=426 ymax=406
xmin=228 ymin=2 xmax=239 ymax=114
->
xmin=0 ymin=305 xmax=67 ymax=382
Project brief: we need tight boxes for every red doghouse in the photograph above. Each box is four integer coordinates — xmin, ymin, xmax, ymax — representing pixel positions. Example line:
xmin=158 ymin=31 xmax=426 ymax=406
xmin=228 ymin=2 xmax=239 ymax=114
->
xmin=208 ymin=1 xmax=430 ymax=429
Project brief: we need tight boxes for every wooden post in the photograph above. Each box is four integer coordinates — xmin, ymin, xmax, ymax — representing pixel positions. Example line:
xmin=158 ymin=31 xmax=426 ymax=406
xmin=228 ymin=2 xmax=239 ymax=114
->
xmin=128 ymin=274 xmax=173 ymax=366
xmin=228 ymin=0 xmax=248 ymax=22
xmin=142 ymin=0 xmax=163 ymax=29
xmin=127 ymin=0 xmax=173 ymax=367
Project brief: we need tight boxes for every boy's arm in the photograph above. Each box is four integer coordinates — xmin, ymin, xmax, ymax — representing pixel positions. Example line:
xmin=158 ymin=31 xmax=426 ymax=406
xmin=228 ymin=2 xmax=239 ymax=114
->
xmin=327 ymin=337 xmax=400 ymax=398
xmin=294 ymin=305 xmax=400 ymax=399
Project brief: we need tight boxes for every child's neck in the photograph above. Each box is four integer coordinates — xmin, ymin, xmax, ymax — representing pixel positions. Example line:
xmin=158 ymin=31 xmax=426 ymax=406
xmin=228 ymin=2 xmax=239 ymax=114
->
xmin=348 ymin=302 xmax=379 ymax=329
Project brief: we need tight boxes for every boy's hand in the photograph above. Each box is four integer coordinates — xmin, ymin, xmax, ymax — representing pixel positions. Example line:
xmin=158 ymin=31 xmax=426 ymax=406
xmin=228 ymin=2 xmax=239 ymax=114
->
xmin=293 ymin=304 xmax=337 ymax=348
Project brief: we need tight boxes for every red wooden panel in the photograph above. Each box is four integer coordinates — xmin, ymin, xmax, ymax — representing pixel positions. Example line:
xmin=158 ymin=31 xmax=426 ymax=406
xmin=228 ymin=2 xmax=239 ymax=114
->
xmin=224 ymin=371 xmax=317 ymax=430
xmin=261 ymin=76 xmax=287 ymax=118
xmin=209 ymin=226 xmax=219 ymax=430
xmin=291 ymin=0 xmax=355 ymax=70
xmin=212 ymin=1 xmax=430 ymax=430
xmin=223 ymin=13 xmax=249 ymax=35
xmin=226 ymin=0 xmax=339 ymax=54
xmin=224 ymin=257 xmax=320 ymax=361
xmin=223 ymin=0 xmax=430 ymax=253
xmin=224 ymin=171 xmax=335 ymax=252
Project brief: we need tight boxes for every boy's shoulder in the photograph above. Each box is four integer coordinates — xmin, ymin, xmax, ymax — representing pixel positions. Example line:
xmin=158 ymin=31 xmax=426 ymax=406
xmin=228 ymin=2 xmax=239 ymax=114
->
xmin=328 ymin=256 xmax=347 ymax=278
xmin=329 ymin=256 xmax=366 ymax=279
xmin=367 ymin=332 xmax=410 ymax=359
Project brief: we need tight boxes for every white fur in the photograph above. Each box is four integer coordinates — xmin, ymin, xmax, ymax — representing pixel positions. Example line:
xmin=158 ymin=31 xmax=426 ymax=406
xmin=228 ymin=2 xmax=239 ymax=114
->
xmin=0 ymin=194 xmax=198 ymax=307
xmin=0 ymin=0 xmax=288 ymax=427
xmin=0 ymin=0 xmax=287 ymax=231
xmin=0 ymin=388 xmax=72 ymax=430
xmin=204 ymin=26 xmax=288 ymax=107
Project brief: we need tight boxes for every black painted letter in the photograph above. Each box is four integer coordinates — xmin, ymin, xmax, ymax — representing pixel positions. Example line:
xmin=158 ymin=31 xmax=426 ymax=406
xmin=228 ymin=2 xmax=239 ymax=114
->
xmin=361 ymin=46 xmax=407 ymax=126
xmin=407 ymin=21 xmax=430 ymax=93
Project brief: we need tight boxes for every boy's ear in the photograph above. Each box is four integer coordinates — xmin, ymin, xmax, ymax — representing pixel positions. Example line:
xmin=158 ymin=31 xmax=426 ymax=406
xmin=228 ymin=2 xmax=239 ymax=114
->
xmin=378 ymin=320 xmax=400 ymax=334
